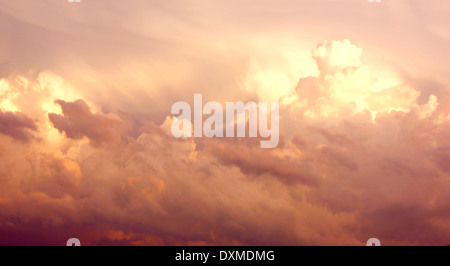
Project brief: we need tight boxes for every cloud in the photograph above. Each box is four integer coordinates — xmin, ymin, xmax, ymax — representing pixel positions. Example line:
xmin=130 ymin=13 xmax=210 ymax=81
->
xmin=0 ymin=110 xmax=36 ymax=141
xmin=312 ymin=39 xmax=362 ymax=75
xmin=204 ymin=140 xmax=320 ymax=186
xmin=48 ymin=100 xmax=130 ymax=145
xmin=289 ymin=39 xmax=421 ymax=121
xmin=0 ymin=0 xmax=449 ymax=245
xmin=1 ymin=39 xmax=450 ymax=245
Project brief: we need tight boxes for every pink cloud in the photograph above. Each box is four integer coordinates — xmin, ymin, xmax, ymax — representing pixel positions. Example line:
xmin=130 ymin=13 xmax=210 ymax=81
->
xmin=0 ymin=111 xmax=36 ymax=142
xmin=48 ymin=100 xmax=130 ymax=144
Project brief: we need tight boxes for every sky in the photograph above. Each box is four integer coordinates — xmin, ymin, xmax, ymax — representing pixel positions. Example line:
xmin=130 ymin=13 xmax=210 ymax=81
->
xmin=0 ymin=0 xmax=449 ymax=245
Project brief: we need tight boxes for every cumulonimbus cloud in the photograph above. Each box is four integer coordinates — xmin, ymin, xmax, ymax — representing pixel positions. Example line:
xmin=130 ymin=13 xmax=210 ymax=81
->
xmin=0 ymin=35 xmax=449 ymax=246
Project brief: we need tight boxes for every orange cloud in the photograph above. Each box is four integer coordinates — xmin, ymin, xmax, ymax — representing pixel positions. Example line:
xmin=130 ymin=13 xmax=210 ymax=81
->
xmin=0 ymin=0 xmax=449 ymax=246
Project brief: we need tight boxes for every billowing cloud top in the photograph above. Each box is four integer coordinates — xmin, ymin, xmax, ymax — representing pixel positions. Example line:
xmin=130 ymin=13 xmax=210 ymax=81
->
xmin=0 ymin=0 xmax=449 ymax=246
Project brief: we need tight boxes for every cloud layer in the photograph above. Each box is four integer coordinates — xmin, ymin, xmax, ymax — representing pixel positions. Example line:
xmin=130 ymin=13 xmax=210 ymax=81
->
xmin=0 ymin=0 xmax=449 ymax=246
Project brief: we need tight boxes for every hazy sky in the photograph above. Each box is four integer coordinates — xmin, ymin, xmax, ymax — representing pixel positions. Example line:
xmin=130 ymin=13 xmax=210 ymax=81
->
xmin=0 ymin=0 xmax=449 ymax=245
